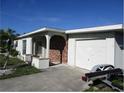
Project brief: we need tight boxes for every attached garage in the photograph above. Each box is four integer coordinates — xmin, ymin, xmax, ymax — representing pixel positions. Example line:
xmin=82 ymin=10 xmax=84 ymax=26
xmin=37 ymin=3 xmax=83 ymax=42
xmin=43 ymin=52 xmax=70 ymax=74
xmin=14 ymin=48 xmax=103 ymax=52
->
xmin=75 ymin=39 xmax=107 ymax=70
xmin=66 ymin=24 xmax=123 ymax=70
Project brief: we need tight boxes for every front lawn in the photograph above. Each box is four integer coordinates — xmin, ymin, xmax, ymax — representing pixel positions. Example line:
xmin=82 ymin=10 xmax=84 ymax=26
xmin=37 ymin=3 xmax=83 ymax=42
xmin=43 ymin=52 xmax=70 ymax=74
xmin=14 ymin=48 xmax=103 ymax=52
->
xmin=0 ymin=65 xmax=41 ymax=79
xmin=0 ymin=54 xmax=41 ymax=79
xmin=0 ymin=54 xmax=24 ymax=67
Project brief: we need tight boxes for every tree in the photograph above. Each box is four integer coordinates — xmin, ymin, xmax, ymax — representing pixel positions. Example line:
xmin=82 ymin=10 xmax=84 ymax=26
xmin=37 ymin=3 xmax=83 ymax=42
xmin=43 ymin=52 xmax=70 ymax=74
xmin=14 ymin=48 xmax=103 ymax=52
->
xmin=0 ymin=28 xmax=19 ymax=69
xmin=0 ymin=28 xmax=18 ymax=53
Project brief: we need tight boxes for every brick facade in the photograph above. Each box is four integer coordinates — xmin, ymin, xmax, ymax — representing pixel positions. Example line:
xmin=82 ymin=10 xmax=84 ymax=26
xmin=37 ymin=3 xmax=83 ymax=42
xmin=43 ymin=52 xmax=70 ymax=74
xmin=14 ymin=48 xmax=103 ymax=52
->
xmin=49 ymin=36 xmax=68 ymax=64
xmin=49 ymin=50 xmax=61 ymax=63
xmin=62 ymin=41 xmax=68 ymax=63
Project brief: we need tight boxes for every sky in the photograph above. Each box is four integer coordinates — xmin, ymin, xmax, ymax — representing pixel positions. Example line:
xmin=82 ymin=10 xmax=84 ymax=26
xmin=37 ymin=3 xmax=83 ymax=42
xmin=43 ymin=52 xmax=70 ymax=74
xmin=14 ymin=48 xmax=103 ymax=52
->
xmin=0 ymin=0 xmax=123 ymax=34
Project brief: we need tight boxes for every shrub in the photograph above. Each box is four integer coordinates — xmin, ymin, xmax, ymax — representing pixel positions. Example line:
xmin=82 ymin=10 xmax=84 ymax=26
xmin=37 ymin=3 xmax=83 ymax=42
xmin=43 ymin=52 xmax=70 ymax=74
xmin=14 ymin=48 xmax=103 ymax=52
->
xmin=0 ymin=54 xmax=24 ymax=67
xmin=10 ymin=49 xmax=18 ymax=57
xmin=0 ymin=47 xmax=7 ymax=53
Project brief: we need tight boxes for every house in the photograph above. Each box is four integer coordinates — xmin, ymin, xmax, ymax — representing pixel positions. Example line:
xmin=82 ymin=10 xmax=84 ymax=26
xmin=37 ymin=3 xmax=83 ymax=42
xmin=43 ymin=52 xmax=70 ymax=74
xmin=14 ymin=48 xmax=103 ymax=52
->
xmin=14 ymin=24 xmax=123 ymax=70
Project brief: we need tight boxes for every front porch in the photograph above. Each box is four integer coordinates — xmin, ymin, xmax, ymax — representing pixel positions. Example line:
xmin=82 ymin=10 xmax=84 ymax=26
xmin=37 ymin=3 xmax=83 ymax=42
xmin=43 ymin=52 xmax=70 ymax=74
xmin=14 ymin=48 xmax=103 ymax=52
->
xmin=25 ymin=30 xmax=67 ymax=69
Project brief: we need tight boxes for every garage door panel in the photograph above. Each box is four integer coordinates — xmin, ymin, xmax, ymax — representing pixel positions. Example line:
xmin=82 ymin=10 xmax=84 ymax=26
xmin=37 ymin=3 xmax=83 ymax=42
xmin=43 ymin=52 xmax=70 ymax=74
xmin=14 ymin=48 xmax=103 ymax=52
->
xmin=75 ymin=39 xmax=106 ymax=70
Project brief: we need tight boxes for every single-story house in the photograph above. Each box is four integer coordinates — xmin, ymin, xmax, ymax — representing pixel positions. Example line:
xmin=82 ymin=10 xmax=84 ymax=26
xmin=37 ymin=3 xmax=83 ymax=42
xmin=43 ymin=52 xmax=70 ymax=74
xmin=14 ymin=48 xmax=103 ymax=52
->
xmin=14 ymin=24 xmax=123 ymax=70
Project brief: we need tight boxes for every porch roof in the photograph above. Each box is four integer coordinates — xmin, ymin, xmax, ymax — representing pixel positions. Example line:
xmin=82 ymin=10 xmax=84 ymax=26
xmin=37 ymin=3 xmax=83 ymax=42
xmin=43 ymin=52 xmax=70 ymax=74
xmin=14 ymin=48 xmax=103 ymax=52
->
xmin=18 ymin=27 xmax=65 ymax=38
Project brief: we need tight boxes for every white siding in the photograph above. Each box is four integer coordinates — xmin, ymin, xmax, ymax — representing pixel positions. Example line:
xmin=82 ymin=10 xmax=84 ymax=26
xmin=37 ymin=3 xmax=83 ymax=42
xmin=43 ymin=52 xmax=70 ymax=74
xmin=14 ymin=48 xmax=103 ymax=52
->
xmin=114 ymin=33 xmax=123 ymax=69
xmin=15 ymin=37 xmax=32 ymax=61
xmin=68 ymin=39 xmax=75 ymax=66
xmin=106 ymin=37 xmax=115 ymax=65
xmin=16 ymin=39 xmax=25 ymax=60
xmin=17 ymin=39 xmax=23 ymax=55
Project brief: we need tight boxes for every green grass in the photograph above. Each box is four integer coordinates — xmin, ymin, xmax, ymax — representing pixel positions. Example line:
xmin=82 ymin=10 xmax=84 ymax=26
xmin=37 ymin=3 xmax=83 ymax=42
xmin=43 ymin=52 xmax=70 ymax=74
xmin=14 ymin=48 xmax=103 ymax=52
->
xmin=84 ymin=76 xmax=124 ymax=92
xmin=111 ymin=76 xmax=124 ymax=90
xmin=85 ymin=86 xmax=114 ymax=92
xmin=0 ymin=65 xmax=41 ymax=79
xmin=112 ymin=80 xmax=124 ymax=88
xmin=0 ymin=54 xmax=41 ymax=79
xmin=84 ymin=80 xmax=115 ymax=92
xmin=0 ymin=54 xmax=24 ymax=67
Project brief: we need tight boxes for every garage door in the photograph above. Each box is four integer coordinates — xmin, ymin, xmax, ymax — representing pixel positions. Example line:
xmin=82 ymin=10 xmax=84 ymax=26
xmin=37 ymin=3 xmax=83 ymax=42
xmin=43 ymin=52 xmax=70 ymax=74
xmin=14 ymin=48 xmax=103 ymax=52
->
xmin=75 ymin=39 xmax=107 ymax=70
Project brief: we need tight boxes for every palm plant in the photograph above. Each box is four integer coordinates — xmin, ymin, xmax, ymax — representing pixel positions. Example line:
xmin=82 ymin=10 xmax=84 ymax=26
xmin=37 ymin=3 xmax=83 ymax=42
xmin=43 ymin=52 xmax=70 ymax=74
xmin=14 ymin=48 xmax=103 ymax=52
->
xmin=0 ymin=28 xmax=19 ymax=69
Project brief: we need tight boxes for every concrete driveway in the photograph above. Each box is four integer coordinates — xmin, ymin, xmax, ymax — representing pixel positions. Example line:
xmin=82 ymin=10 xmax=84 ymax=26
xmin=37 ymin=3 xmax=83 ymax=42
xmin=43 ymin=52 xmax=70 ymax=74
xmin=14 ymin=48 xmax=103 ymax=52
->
xmin=0 ymin=64 xmax=89 ymax=92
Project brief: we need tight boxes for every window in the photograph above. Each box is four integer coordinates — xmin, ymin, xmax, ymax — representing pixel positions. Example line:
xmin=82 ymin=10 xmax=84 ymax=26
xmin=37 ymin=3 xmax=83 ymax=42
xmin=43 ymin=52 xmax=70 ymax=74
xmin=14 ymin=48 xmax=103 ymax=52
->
xmin=22 ymin=40 xmax=26 ymax=54
xmin=15 ymin=41 xmax=18 ymax=47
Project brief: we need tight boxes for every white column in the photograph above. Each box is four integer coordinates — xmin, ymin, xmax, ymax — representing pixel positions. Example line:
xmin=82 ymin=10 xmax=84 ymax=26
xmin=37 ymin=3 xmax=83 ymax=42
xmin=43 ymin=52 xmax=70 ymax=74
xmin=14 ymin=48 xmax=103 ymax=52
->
xmin=42 ymin=43 xmax=45 ymax=58
xmin=45 ymin=35 xmax=51 ymax=58
xmin=33 ymin=42 xmax=36 ymax=55
xmin=26 ymin=37 xmax=32 ymax=54
xmin=30 ymin=38 xmax=32 ymax=54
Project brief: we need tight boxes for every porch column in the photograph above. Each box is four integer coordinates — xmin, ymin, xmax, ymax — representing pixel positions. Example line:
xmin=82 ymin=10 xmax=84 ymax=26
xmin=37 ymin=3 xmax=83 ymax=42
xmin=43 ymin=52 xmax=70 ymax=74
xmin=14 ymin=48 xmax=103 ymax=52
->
xmin=33 ymin=42 xmax=36 ymax=55
xmin=26 ymin=37 xmax=32 ymax=54
xmin=30 ymin=38 xmax=32 ymax=54
xmin=45 ymin=35 xmax=51 ymax=58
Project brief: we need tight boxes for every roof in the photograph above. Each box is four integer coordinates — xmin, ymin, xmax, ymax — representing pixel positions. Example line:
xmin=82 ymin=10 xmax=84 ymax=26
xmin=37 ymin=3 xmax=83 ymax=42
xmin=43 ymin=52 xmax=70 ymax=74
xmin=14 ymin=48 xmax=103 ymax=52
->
xmin=66 ymin=24 xmax=123 ymax=34
xmin=18 ymin=27 xmax=65 ymax=38
xmin=18 ymin=24 xmax=123 ymax=38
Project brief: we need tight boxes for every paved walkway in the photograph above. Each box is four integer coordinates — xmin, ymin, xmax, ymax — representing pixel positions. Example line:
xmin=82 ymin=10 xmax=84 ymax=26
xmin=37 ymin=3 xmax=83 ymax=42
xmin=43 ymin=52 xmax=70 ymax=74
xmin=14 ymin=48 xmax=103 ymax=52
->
xmin=0 ymin=64 xmax=89 ymax=92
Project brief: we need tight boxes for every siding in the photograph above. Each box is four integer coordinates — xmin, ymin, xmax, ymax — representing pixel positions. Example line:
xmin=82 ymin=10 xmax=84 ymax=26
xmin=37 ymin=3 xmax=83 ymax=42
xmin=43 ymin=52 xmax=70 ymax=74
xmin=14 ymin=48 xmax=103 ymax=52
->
xmin=16 ymin=37 xmax=32 ymax=61
xmin=114 ymin=32 xmax=123 ymax=69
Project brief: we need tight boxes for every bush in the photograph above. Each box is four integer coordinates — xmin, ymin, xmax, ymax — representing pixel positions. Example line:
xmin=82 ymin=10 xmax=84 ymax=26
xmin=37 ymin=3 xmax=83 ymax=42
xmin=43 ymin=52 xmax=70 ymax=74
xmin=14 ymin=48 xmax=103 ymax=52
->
xmin=0 ymin=54 xmax=6 ymax=67
xmin=10 ymin=49 xmax=18 ymax=57
xmin=0 ymin=65 xmax=41 ymax=79
xmin=0 ymin=47 xmax=7 ymax=53
xmin=0 ymin=54 xmax=24 ymax=67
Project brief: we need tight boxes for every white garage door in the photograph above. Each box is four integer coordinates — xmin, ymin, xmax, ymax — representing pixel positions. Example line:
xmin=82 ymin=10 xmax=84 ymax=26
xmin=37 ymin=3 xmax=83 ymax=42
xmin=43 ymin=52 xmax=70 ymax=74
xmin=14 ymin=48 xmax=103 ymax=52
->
xmin=75 ymin=39 xmax=107 ymax=70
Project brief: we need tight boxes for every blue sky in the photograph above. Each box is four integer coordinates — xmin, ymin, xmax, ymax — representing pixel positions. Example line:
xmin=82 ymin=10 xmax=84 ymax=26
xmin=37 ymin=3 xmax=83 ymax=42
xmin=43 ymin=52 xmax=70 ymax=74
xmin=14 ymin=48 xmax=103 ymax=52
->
xmin=0 ymin=0 xmax=123 ymax=34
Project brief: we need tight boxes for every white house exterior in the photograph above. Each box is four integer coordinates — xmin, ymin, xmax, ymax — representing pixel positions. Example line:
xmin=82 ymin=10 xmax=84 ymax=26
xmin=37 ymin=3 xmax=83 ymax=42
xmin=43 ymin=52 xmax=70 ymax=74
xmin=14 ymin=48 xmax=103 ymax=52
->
xmin=15 ymin=24 xmax=123 ymax=70
xmin=66 ymin=24 xmax=123 ymax=70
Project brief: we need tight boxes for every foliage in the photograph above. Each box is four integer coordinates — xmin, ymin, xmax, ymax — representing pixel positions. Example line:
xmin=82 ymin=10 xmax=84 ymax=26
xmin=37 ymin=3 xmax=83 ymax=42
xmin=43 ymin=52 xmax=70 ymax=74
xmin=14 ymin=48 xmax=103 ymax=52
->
xmin=84 ymin=79 xmax=115 ymax=92
xmin=84 ymin=86 xmax=114 ymax=92
xmin=0 ymin=28 xmax=19 ymax=53
xmin=0 ymin=65 xmax=41 ymax=79
xmin=0 ymin=54 xmax=6 ymax=67
xmin=0 ymin=28 xmax=20 ymax=68
xmin=10 ymin=49 xmax=18 ymax=57
xmin=111 ymin=75 xmax=124 ymax=90
xmin=0 ymin=54 xmax=41 ymax=79
xmin=112 ymin=79 xmax=124 ymax=89
xmin=84 ymin=75 xmax=124 ymax=92
xmin=0 ymin=54 xmax=23 ymax=67
xmin=0 ymin=47 xmax=7 ymax=53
